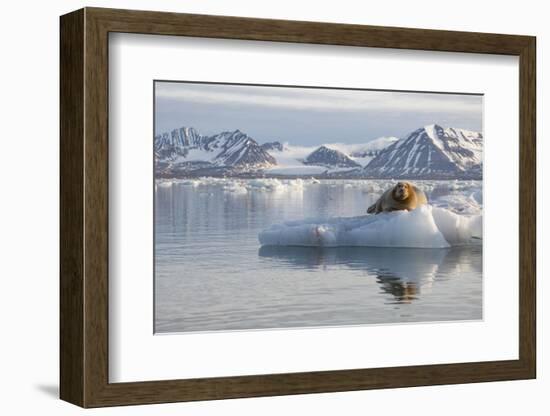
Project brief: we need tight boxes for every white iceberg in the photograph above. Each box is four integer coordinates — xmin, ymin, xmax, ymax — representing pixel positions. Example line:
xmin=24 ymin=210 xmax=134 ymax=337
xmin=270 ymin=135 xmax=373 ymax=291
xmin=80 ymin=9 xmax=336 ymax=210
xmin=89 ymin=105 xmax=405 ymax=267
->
xmin=223 ymin=182 xmax=248 ymax=194
xmin=258 ymin=205 xmax=481 ymax=249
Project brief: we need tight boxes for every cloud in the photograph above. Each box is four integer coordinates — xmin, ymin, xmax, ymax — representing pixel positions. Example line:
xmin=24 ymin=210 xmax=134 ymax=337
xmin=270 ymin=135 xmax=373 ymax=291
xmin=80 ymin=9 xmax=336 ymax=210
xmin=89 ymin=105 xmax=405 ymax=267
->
xmin=155 ymin=82 xmax=482 ymax=115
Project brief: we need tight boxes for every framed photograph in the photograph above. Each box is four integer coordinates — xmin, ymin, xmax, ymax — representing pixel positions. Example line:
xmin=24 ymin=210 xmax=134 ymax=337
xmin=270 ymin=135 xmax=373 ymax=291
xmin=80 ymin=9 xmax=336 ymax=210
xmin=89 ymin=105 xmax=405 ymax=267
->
xmin=60 ymin=7 xmax=536 ymax=408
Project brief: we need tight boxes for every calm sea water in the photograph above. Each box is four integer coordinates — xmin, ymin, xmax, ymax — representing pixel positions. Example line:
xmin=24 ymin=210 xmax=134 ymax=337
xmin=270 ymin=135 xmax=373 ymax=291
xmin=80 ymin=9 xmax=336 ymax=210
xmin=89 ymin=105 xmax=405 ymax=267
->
xmin=154 ymin=180 xmax=482 ymax=333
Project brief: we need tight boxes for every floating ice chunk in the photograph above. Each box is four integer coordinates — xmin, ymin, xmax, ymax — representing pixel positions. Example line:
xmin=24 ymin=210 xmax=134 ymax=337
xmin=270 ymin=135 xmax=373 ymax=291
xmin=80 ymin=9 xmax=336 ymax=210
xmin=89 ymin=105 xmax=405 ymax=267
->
xmin=360 ymin=181 xmax=385 ymax=194
xmin=259 ymin=205 xmax=481 ymax=249
xmin=223 ymin=182 xmax=248 ymax=194
xmin=471 ymin=189 xmax=483 ymax=204
xmin=245 ymin=178 xmax=305 ymax=192
xmin=247 ymin=178 xmax=285 ymax=192
xmin=179 ymin=179 xmax=201 ymax=187
xmin=284 ymin=178 xmax=305 ymax=191
xmin=432 ymin=193 xmax=482 ymax=215
xmin=431 ymin=207 xmax=482 ymax=246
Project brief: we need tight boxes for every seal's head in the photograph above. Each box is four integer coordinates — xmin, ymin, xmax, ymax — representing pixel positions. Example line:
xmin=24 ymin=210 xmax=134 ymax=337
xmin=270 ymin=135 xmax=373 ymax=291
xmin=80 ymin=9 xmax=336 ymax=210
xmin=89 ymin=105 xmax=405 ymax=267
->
xmin=393 ymin=182 xmax=411 ymax=201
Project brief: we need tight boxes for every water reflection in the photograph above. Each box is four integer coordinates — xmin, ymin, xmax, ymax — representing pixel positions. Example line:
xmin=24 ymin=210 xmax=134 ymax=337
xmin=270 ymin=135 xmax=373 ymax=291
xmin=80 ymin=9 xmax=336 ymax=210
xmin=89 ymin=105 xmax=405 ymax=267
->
xmin=258 ymin=246 xmax=482 ymax=304
xmin=377 ymin=276 xmax=419 ymax=304
xmin=155 ymin=181 xmax=483 ymax=331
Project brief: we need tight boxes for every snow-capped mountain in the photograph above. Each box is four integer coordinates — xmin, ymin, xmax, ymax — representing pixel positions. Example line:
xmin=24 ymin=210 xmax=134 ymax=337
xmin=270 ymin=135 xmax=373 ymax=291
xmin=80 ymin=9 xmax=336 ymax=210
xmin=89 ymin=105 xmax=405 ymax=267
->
xmin=154 ymin=127 xmax=204 ymax=160
xmin=207 ymin=130 xmax=277 ymax=167
xmin=155 ymin=127 xmax=276 ymax=176
xmin=154 ymin=124 xmax=481 ymax=179
xmin=363 ymin=124 xmax=483 ymax=179
xmin=303 ymin=146 xmax=361 ymax=168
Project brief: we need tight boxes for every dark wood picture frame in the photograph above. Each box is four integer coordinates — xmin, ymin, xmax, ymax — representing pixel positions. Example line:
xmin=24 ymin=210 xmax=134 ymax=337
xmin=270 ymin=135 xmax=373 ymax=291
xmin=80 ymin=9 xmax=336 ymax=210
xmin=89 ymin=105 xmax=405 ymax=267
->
xmin=60 ymin=7 xmax=536 ymax=408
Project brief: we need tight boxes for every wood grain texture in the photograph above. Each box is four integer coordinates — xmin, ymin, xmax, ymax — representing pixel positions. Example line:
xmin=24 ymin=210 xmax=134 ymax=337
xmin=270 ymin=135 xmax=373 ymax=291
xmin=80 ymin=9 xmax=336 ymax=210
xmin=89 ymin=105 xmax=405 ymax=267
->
xmin=518 ymin=38 xmax=536 ymax=376
xmin=59 ymin=7 xmax=537 ymax=408
xmin=83 ymin=10 xmax=110 ymax=406
xmin=88 ymin=7 xmax=532 ymax=54
xmin=59 ymin=8 xmax=84 ymax=407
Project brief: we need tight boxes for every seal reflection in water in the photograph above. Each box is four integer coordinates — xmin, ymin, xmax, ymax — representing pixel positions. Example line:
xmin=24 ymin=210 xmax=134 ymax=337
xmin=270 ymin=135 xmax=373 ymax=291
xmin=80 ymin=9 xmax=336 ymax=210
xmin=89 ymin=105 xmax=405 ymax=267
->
xmin=367 ymin=181 xmax=428 ymax=214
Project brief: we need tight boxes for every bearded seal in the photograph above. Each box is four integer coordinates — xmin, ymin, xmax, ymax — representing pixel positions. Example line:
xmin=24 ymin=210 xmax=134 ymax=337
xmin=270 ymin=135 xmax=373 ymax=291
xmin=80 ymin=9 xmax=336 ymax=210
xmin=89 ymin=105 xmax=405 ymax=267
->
xmin=367 ymin=181 xmax=428 ymax=214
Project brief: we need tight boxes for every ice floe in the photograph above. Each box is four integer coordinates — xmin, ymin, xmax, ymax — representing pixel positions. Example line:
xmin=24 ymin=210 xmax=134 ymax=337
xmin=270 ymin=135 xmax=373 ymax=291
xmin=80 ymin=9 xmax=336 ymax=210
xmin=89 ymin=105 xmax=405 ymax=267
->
xmin=155 ymin=177 xmax=483 ymax=248
xmin=155 ymin=177 xmax=482 ymax=198
xmin=258 ymin=205 xmax=481 ymax=249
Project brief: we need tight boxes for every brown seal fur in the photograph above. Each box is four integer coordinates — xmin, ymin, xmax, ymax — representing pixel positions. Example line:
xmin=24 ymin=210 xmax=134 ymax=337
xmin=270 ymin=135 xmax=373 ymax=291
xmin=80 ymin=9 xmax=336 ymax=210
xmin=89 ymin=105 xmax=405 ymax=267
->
xmin=367 ymin=181 xmax=428 ymax=214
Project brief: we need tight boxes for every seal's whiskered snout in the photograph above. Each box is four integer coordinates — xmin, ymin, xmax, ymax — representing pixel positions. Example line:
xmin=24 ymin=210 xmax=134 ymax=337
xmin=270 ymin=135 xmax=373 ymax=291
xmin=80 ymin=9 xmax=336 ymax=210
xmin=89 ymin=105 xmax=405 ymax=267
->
xmin=393 ymin=182 xmax=410 ymax=201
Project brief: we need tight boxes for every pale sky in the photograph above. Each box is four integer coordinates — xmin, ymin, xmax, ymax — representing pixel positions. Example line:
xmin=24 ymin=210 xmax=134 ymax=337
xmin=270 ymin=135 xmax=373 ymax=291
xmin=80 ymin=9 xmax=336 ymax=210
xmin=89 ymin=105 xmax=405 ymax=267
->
xmin=154 ymin=81 xmax=483 ymax=145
